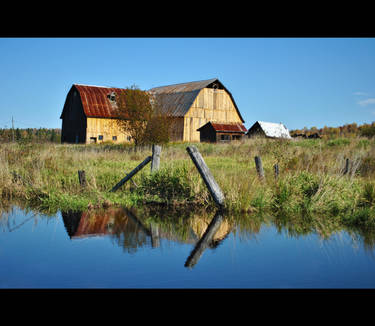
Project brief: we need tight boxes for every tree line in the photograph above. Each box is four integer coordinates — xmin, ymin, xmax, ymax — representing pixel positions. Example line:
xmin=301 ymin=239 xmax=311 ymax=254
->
xmin=290 ymin=122 xmax=375 ymax=139
xmin=1 ymin=121 xmax=374 ymax=144
xmin=0 ymin=127 xmax=61 ymax=143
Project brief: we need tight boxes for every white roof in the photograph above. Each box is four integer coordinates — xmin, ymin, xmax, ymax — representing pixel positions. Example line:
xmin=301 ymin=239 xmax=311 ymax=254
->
xmin=256 ymin=121 xmax=292 ymax=139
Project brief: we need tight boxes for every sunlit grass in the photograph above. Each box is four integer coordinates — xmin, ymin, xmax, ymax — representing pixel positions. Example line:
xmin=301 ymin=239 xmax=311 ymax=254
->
xmin=0 ymin=138 xmax=374 ymax=227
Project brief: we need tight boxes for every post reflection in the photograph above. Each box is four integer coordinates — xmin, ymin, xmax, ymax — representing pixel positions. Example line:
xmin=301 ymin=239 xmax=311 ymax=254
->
xmin=185 ymin=209 xmax=227 ymax=269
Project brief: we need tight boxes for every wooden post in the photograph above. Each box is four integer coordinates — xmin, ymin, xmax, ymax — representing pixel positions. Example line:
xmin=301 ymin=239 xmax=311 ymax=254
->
xmin=274 ymin=163 xmax=279 ymax=179
xmin=78 ymin=170 xmax=86 ymax=187
xmin=151 ymin=144 xmax=161 ymax=173
xmin=185 ymin=209 xmax=224 ymax=268
xmin=110 ymin=156 xmax=152 ymax=192
xmin=255 ymin=156 xmax=265 ymax=179
xmin=343 ymin=158 xmax=350 ymax=175
xmin=124 ymin=170 xmax=138 ymax=188
xmin=186 ymin=146 xmax=225 ymax=207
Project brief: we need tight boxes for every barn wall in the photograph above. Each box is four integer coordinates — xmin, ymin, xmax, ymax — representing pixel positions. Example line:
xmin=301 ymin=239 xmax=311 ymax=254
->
xmin=169 ymin=117 xmax=184 ymax=142
xmin=86 ymin=118 xmax=131 ymax=143
xmin=184 ymin=88 xmax=243 ymax=142
xmin=61 ymin=89 xmax=87 ymax=143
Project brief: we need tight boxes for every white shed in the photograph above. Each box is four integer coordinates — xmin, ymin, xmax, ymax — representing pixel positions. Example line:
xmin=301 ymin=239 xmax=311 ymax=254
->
xmin=246 ymin=121 xmax=292 ymax=139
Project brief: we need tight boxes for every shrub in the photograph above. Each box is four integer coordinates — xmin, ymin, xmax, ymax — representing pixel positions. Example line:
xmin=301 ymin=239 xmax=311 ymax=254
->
xmin=136 ymin=166 xmax=193 ymax=202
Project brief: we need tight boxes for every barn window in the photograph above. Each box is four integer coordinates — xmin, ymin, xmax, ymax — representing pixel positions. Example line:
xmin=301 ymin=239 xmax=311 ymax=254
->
xmin=220 ymin=134 xmax=230 ymax=141
xmin=107 ymin=92 xmax=116 ymax=102
xmin=112 ymin=136 xmax=117 ymax=141
xmin=98 ymin=135 xmax=103 ymax=140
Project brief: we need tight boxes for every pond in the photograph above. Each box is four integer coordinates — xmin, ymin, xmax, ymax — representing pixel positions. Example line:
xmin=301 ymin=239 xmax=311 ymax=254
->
xmin=1 ymin=205 xmax=375 ymax=288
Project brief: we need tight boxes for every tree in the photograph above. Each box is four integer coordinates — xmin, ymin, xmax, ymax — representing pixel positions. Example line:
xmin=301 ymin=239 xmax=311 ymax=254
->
xmin=115 ymin=85 xmax=171 ymax=146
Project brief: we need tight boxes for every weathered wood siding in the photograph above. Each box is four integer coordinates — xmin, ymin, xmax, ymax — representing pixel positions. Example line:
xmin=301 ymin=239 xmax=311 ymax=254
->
xmin=183 ymin=88 xmax=243 ymax=142
xmin=169 ymin=117 xmax=184 ymax=142
xmin=86 ymin=118 xmax=131 ymax=143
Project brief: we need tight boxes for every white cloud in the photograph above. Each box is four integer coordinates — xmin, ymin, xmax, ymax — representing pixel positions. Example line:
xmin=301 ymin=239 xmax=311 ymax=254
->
xmin=358 ymin=98 xmax=375 ymax=106
xmin=353 ymin=91 xmax=369 ymax=96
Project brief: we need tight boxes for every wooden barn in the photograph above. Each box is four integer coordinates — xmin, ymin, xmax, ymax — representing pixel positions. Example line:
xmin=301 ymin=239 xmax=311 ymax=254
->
xmin=149 ymin=78 xmax=246 ymax=142
xmin=197 ymin=122 xmax=247 ymax=142
xmin=246 ymin=121 xmax=292 ymax=139
xmin=60 ymin=78 xmax=246 ymax=144
xmin=60 ymin=84 xmax=130 ymax=144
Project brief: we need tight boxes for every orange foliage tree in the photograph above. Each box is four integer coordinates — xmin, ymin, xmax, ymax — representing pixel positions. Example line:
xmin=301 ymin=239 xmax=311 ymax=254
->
xmin=115 ymin=85 xmax=171 ymax=146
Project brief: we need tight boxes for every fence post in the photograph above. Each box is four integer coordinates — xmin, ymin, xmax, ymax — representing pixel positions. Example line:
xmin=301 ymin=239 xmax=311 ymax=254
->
xmin=343 ymin=158 xmax=350 ymax=175
xmin=151 ymin=144 xmax=161 ymax=173
xmin=254 ymin=156 xmax=265 ymax=179
xmin=78 ymin=170 xmax=86 ymax=187
xmin=274 ymin=163 xmax=279 ymax=179
xmin=186 ymin=146 xmax=225 ymax=207
xmin=110 ymin=156 xmax=152 ymax=192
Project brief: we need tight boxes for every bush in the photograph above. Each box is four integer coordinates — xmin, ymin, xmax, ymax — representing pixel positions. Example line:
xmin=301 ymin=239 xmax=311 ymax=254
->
xmin=136 ymin=166 xmax=193 ymax=202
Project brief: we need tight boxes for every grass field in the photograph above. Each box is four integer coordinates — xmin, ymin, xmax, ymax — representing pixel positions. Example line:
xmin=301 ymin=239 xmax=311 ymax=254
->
xmin=1 ymin=137 xmax=375 ymax=230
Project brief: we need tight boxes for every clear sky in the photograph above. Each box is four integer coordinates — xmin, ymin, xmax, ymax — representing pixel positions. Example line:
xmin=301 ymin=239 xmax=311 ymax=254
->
xmin=0 ymin=37 xmax=374 ymax=130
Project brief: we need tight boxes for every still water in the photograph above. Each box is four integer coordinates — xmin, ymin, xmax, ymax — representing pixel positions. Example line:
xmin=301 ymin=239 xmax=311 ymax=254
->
xmin=1 ymin=205 xmax=375 ymax=288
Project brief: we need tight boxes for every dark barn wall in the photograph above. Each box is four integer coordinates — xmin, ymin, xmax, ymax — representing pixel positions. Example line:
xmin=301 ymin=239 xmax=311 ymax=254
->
xmin=61 ymin=87 xmax=87 ymax=143
xmin=199 ymin=124 xmax=216 ymax=142
xmin=246 ymin=123 xmax=265 ymax=138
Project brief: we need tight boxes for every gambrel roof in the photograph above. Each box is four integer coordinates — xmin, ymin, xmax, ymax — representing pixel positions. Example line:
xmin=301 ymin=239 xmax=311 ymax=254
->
xmin=148 ymin=78 xmax=245 ymax=122
xmin=60 ymin=79 xmax=244 ymax=122
xmin=60 ymin=84 xmax=126 ymax=119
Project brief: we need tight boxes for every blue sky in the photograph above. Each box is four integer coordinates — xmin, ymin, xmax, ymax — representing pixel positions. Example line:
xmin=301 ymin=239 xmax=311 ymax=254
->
xmin=0 ymin=37 xmax=374 ymax=130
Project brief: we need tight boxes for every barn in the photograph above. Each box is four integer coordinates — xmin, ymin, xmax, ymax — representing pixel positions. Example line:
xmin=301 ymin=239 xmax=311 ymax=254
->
xmin=60 ymin=78 xmax=246 ymax=144
xmin=60 ymin=84 xmax=130 ymax=144
xmin=246 ymin=121 xmax=292 ymax=139
xmin=148 ymin=78 xmax=246 ymax=142
xmin=197 ymin=122 xmax=247 ymax=142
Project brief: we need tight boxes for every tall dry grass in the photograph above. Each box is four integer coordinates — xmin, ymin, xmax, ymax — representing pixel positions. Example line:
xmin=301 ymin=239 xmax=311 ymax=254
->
xmin=0 ymin=137 xmax=374 ymax=225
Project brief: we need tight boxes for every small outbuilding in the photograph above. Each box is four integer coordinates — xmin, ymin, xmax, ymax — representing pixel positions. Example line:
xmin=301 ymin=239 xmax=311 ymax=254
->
xmin=197 ymin=122 xmax=247 ymax=142
xmin=246 ymin=121 xmax=292 ymax=139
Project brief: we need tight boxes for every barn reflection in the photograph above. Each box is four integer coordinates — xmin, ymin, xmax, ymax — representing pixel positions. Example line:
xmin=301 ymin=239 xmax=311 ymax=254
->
xmin=61 ymin=206 xmax=232 ymax=265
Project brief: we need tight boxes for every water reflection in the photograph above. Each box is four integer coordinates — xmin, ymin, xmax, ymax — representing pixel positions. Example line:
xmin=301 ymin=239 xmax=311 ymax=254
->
xmin=61 ymin=206 xmax=232 ymax=266
xmin=185 ymin=209 xmax=226 ymax=268
xmin=62 ymin=208 xmax=152 ymax=253
xmin=3 ymin=204 xmax=375 ymax=269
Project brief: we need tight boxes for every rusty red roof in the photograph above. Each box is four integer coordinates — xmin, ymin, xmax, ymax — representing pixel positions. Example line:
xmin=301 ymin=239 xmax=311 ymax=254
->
xmin=197 ymin=122 xmax=247 ymax=133
xmin=73 ymin=84 xmax=126 ymax=118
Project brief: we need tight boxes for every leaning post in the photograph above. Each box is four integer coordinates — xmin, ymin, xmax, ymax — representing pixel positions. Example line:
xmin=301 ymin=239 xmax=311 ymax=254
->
xmin=110 ymin=156 xmax=152 ymax=192
xmin=186 ymin=146 xmax=225 ymax=207
xmin=151 ymin=144 xmax=161 ymax=173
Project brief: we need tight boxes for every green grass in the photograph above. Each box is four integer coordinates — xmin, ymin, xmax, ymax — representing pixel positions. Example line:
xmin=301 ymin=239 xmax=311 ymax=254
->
xmin=0 ymin=137 xmax=375 ymax=229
